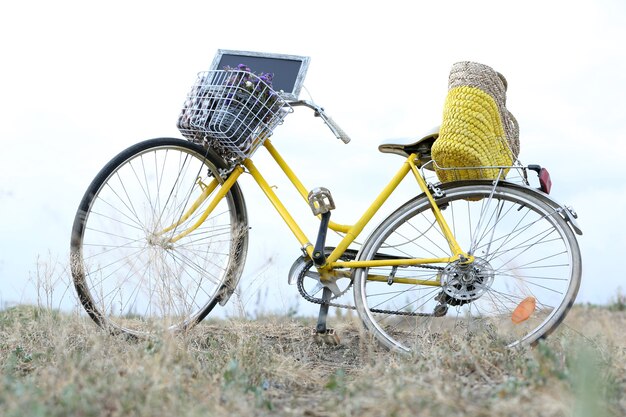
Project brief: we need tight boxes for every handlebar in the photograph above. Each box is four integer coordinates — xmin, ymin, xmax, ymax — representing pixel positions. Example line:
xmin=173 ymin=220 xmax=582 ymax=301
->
xmin=289 ymin=100 xmax=351 ymax=144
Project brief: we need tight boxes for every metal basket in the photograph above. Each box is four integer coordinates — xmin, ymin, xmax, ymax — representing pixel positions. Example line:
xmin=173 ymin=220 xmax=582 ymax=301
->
xmin=177 ymin=70 xmax=292 ymax=159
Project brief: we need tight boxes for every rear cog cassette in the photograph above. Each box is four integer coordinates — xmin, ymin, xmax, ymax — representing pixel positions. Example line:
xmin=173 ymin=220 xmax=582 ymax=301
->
xmin=438 ymin=257 xmax=495 ymax=306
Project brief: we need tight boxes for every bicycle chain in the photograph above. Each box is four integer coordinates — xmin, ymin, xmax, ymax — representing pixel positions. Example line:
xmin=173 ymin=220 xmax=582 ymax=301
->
xmin=296 ymin=260 xmax=445 ymax=317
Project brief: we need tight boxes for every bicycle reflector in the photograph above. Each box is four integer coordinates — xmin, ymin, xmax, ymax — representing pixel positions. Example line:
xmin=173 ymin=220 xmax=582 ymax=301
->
xmin=511 ymin=296 xmax=537 ymax=324
xmin=528 ymin=165 xmax=552 ymax=194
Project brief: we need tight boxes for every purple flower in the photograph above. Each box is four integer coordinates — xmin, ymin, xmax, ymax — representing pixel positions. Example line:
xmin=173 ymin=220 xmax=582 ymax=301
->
xmin=219 ymin=64 xmax=281 ymax=111
xmin=259 ymin=73 xmax=274 ymax=86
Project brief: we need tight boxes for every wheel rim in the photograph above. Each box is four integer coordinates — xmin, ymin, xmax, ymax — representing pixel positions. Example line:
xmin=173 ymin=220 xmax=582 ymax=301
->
xmin=355 ymin=184 xmax=580 ymax=353
xmin=72 ymin=143 xmax=245 ymax=336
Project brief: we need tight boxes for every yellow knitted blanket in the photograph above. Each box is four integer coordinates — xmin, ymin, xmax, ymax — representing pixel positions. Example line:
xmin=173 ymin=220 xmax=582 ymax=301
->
xmin=431 ymin=62 xmax=518 ymax=182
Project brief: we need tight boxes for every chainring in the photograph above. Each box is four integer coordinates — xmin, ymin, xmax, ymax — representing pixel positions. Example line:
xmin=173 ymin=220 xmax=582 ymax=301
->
xmin=296 ymin=248 xmax=356 ymax=308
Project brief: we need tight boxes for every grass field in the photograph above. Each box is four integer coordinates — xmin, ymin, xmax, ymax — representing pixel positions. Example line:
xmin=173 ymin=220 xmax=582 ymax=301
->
xmin=1 ymin=303 xmax=624 ymax=417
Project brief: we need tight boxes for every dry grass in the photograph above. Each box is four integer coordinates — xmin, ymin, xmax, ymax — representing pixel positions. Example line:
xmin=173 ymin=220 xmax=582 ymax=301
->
xmin=0 ymin=304 xmax=624 ymax=417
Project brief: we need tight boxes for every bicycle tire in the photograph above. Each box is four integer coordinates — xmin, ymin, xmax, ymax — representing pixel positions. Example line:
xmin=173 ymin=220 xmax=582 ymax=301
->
xmin=353 ymin=182 xmax=581 ymax=354
xmin=70 ymin=138 xmax=248 ymax=337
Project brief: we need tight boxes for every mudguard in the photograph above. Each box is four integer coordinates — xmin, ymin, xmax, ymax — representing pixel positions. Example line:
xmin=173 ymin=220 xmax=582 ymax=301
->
xmin=436 ymin=180 xmax=583 ymax=235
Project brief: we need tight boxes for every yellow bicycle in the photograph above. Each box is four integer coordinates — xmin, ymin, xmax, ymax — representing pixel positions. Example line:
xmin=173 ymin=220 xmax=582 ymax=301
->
xmin=70 ymin=51 xmax=582 ymax=354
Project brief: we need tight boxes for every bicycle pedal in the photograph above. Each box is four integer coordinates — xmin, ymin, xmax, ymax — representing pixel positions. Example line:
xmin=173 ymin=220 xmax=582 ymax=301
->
xmin=311 ymin=328 xmax=340 ymax=345
xmin=308 ymin=187 xmax=335 ymax=215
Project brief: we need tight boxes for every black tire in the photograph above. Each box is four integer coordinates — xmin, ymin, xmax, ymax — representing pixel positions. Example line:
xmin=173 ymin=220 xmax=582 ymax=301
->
xmin=353 ymin=182 xmax=581 ymax=353
xmin=70 ymin=138 xmax=248 ymax=337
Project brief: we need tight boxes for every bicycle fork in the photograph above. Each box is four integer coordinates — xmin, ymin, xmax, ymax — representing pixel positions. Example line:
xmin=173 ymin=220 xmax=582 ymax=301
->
xmin=155 ymin=166 xmax=245 ymax=244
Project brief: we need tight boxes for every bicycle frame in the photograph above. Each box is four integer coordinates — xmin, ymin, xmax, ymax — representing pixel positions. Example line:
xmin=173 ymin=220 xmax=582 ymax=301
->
xmin=158 ymin=138 xmax=473 ymax=286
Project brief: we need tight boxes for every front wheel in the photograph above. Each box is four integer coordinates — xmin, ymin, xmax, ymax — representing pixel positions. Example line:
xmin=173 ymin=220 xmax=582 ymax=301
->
xmin=353 ymin=183 xmax=581 ymax=354
xmin=70 ymin=138 xmax=248 ymax=337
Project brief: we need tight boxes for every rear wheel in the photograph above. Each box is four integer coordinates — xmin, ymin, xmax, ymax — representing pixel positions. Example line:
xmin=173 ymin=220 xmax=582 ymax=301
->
xmin=353 ymin=183 xmax=581 ymax=353
xmin=70 ymin=138 xmax=248 ymax=337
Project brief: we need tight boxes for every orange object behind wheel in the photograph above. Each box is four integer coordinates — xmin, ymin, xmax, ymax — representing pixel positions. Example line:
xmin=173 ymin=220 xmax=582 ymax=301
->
xmin=512 ymin=296 xmax=537 ymax=324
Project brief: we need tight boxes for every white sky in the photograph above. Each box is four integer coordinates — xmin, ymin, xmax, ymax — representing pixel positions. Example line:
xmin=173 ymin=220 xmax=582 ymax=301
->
xmin=1 ymin=0 xmax=625 ymax=315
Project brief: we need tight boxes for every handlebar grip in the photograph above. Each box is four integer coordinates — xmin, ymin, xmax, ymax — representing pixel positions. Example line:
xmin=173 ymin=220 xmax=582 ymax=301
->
xmin=322 ymin=115 xmax=351 ymax=144
xmin=289 ymin=100 xmax=351 ymax=144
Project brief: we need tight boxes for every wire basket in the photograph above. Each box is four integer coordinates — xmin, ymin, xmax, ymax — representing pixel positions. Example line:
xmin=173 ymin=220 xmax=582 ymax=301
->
xmin=177 ymin=70 xmax=292 ymax=159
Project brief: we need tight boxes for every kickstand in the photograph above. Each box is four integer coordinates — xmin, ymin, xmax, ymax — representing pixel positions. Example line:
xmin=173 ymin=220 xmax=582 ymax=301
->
xmin=312 ymin=286 xmax=340 ymax=345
